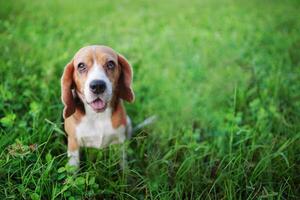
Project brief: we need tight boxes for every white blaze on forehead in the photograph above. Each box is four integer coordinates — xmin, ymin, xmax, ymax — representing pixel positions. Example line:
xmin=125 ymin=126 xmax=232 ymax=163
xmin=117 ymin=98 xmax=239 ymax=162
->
xmin=88 ymin=63 xmax=109 ymax=82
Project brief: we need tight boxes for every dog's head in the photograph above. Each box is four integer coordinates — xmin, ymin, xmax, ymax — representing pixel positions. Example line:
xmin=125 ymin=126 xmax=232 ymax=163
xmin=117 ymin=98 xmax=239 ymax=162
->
xmin=61 ymin=45 xmax=134 ymax=119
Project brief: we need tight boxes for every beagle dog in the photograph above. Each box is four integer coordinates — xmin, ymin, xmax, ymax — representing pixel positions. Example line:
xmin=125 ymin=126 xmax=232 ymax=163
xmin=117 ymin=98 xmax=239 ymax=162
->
xmin=61 ymin=45 xmax=134 ymax=167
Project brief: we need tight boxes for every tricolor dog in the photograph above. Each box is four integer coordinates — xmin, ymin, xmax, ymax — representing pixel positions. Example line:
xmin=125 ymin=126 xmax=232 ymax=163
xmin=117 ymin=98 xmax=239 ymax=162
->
xmin=61 ymin=45 xmax=134 ymax=167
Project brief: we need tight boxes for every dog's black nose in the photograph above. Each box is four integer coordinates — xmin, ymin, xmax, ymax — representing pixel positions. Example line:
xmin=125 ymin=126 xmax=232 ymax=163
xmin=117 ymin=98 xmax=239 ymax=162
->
xmin=89 ymin=80 xmax=106 ymax=94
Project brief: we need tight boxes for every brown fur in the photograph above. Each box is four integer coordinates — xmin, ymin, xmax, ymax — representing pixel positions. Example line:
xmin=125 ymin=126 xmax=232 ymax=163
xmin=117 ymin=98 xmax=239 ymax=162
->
xmin=61 ymin=61 xmax=76 ymax=119
xmin=111 ymin=99 xmax=127 ymax=128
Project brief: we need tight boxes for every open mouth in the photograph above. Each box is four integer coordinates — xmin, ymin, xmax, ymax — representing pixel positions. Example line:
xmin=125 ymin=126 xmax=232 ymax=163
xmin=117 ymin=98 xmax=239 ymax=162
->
xmin=89 ymin=98 xmax=107 ymax=112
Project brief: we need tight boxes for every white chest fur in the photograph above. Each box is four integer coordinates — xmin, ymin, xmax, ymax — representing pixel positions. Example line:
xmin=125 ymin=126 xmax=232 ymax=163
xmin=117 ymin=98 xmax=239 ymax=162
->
xmin=76 ymin=107 xmax=126 ymax=149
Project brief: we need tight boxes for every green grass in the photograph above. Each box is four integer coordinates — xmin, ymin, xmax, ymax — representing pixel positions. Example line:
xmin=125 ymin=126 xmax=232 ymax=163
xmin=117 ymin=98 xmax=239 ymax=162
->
xmin=1 ymin=0 xmax=300 ymax=199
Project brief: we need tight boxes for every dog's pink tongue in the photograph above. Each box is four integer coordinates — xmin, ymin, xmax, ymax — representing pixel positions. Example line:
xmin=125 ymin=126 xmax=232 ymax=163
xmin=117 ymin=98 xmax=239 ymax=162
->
xmin=91 ymin=99 xmax=105 ymax=110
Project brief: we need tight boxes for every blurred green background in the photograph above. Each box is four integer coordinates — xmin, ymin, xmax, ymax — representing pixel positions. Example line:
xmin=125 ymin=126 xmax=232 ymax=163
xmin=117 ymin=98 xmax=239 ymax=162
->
xmin=0 ymin=0 xmax=300 ymax=199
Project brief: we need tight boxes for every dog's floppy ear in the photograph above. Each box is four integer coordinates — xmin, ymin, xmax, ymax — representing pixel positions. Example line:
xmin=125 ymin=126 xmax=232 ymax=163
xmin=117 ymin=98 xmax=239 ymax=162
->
xmin=117 ymin=54 xmax=135 ymax=102
xmin=61 ymin=60 xmax=75 ymax=119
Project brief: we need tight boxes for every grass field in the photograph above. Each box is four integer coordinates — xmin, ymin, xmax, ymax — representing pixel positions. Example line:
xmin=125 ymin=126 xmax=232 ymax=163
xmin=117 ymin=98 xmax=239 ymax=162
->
xmin=1 ymin=0 xmax=300 ymax=199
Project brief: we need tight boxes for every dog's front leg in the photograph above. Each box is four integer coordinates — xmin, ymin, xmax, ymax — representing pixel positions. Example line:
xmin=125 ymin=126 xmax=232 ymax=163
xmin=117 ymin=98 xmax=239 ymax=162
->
xmin=67 ymin=136 xmax=80 ymax=167
xmin=120 ymin=143 xmax=128 ymax=170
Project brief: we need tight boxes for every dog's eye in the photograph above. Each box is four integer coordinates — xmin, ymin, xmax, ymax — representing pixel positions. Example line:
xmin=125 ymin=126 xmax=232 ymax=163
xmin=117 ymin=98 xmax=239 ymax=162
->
xmin=77 ymin=62 xmax=86 ymax=71
xmin=106 ymin=61 xmax=115 ymax=70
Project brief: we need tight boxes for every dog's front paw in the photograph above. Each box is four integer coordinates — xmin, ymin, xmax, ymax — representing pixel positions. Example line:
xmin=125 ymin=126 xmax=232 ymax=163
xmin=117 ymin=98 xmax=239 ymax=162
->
xmin=67 ymin=150 xmax=79 ymax=168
